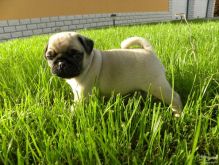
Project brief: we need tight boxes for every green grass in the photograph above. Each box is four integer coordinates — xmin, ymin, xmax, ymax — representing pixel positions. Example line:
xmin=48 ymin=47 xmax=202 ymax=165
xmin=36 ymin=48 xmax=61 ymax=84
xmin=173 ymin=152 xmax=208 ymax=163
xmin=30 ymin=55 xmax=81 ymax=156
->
xmin=0 ymin=20 xmax=219 ymax=164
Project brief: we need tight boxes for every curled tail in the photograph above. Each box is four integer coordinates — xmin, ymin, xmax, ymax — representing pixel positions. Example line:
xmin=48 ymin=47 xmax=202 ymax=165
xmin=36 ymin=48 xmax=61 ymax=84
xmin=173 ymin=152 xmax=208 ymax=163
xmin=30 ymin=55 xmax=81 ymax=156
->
xmin=121 ymin=37 xmax=153 ymax=51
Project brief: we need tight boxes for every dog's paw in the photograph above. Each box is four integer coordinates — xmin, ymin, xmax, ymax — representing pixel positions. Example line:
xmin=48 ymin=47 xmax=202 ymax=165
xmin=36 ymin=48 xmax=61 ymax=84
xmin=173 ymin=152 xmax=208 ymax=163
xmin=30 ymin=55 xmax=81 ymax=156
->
xmin=172 ymin=108 xmax=182 ymax=118
xmin=70 ymin=105 xmax=76 ymax=114
xmin=173 ymin=112 xmax=181 ymax=117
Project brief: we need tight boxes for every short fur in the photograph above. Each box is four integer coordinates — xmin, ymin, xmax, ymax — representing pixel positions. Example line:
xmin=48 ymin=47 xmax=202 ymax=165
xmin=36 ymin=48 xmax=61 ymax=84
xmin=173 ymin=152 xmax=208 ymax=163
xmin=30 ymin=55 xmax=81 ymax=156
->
xmin=45 ymin=32 xmax=182 ymax=117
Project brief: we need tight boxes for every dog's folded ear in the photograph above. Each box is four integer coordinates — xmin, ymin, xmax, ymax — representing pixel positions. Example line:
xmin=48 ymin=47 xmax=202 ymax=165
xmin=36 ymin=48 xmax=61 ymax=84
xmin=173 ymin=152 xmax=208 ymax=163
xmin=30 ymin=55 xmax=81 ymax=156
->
xmin=78 ymin=35 xmax=94 ymax=55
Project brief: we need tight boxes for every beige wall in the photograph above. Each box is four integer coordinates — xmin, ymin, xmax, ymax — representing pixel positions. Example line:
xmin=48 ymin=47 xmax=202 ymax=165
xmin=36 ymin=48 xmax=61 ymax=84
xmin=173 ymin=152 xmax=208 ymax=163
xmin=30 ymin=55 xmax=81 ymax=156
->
xmin=0 ymin=0 xmax=169 ymax=20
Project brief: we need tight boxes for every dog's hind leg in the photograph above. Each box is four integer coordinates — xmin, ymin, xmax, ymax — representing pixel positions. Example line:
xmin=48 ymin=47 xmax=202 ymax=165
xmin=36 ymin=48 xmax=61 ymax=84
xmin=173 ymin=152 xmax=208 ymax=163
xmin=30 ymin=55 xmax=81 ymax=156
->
xmin=145 ymin=76 xmax=182 ymax=117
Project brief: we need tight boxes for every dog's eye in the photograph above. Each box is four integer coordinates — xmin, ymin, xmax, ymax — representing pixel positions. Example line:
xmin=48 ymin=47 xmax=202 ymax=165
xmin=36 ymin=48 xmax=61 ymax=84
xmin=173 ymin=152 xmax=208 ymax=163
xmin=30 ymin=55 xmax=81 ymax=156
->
xmin=69 ymin=49 xmax=81 ymax=55
xmin=46 ymin=51 xmax=56 ymax=60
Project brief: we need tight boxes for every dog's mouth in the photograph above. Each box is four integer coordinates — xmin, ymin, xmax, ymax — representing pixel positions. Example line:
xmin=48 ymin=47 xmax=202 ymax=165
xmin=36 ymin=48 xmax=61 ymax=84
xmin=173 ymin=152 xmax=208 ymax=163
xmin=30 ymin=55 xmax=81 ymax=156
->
xmin=52 ymin=59 xmax=82 ymax=78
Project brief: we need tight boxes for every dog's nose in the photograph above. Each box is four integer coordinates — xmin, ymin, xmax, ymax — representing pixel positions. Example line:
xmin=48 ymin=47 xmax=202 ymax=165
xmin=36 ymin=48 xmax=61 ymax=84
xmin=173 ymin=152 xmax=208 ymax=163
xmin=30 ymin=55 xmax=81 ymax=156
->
xmin=58 ymin=62 xmax=66 ymax=70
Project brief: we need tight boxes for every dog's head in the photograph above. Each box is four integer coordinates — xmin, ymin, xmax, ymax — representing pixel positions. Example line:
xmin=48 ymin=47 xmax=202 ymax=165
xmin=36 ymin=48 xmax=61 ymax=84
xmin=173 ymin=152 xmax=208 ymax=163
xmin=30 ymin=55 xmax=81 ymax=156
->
xmin=44 ymin=32 xmax=94 ymax=79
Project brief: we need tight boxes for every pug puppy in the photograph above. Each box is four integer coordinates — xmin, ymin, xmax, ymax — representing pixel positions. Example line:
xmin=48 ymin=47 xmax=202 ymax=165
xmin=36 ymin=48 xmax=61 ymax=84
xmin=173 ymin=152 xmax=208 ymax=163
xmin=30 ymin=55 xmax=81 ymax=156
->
xmin=44 ymin=32 xmax=182 ymax=117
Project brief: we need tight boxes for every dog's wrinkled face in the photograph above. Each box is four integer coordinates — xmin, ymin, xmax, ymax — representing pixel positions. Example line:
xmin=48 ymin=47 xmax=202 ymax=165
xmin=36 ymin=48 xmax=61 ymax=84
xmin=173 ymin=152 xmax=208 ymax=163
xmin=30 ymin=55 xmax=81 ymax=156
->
xmin=44 ymin=32 xmax=94 ymax=78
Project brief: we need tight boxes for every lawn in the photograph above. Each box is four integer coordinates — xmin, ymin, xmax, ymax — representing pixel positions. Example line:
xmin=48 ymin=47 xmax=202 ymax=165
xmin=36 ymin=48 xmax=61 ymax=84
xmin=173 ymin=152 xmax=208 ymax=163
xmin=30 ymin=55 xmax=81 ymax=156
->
xmin=0 ymin=20 xmax=219 ymax=164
